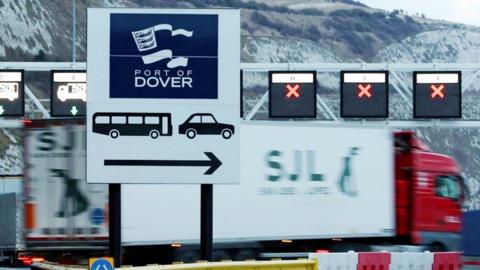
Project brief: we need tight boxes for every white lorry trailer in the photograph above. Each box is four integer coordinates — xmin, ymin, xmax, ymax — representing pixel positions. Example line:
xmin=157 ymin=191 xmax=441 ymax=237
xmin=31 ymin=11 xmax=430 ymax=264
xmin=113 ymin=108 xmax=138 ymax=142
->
xmin=0 ymin=119 xmax=108 ymax=265
xmin=120 ymin=122 xmax=395 ymax=263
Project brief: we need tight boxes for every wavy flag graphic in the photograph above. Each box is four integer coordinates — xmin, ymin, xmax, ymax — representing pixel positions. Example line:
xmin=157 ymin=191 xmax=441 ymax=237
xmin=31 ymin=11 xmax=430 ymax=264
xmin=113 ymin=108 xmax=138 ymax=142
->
xmin=132 ymin=24 xmax=194 ymax=67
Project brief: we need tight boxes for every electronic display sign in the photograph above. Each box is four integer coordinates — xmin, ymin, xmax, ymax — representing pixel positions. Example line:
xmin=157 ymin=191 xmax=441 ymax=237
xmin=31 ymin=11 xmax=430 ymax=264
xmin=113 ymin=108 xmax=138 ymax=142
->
xmin=0 ymin=70 xmax=24 ymax=117
xmin=51 ymin=70 xmax=86 ymax=117
xmin=340 ymin=71 xmax=388 ymax=118
xmin=269 ymin=71 xmax=316 ymax=118
xmin=413 ymin=71 xmax=461 ymax=118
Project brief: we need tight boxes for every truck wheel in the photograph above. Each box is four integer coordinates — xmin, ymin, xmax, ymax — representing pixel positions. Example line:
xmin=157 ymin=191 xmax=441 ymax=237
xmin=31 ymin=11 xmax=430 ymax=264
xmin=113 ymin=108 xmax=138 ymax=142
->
xmin=427 ymin=242 xmax=446 ymax=252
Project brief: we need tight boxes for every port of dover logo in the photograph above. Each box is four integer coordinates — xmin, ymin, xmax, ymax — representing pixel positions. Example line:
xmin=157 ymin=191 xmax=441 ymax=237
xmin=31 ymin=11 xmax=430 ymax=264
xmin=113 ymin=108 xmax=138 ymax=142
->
xmin=109 ymin=14 xmax=218 ymax=99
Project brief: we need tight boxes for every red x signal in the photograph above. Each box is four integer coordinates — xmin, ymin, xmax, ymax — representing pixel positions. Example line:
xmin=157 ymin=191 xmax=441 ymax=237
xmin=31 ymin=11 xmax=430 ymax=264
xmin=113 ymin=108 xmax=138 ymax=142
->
xmin=357 ymin=84 xmax=372 ymax=98
xmin=285 ymin=84 xmax=300 ymax=99
xmin=431 ymin=84 xmax=445 ymax=99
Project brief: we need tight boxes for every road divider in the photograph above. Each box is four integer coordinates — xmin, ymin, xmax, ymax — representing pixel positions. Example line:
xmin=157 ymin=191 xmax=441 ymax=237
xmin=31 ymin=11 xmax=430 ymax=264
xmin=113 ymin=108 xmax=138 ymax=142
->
xmin=32 ymin=252 xmax=461 ymax=270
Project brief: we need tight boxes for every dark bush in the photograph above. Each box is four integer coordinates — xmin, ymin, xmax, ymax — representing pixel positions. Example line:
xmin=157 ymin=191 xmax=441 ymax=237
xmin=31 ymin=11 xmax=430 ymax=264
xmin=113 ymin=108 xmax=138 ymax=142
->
xmin=390 ymin=9 xmax=400 ymax=17
xmin=305 ymin=25 xmax=322 ymax=41
xmin=372 ymin=12 xmax=386 ymax=19
xmin=251 ymin=11 xmax=277 ymax=29
xmin=34 ymin=50 xmax=46 ymax=61
xmin=404 ymin=16 xmax=415 ymax=23
xmin=336 ymin=0 xmax=368 ymax=7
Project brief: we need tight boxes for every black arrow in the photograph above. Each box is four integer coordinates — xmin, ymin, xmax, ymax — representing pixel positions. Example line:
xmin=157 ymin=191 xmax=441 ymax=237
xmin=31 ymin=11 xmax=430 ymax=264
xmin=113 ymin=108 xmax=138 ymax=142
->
xmin=104 ymin=152 xmax=222 ymax=175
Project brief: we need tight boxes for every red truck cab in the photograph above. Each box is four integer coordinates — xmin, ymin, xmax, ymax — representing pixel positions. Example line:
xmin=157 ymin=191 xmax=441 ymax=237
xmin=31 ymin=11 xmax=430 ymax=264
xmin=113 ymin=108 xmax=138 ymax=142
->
xmin=394 ymin=131 xmax=463 ymax=251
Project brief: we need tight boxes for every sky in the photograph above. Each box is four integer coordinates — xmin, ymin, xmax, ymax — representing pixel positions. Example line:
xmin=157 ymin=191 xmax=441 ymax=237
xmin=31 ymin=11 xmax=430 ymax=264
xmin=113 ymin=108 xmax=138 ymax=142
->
xmin=359 ymin=0 xmax=480 ymax=27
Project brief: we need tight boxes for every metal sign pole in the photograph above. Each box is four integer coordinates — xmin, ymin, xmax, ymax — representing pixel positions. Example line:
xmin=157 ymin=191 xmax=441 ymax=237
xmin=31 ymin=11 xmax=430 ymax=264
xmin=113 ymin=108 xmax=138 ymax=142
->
xmin=109 ymin=184 xmax=122 ymax=267
xmin=72 ymin=0 xmax=76 ymax=64
xmin=240 ymin=70 xmax=244 ymax=118
xmin=200 ymin=184 xmax=213 ymax=261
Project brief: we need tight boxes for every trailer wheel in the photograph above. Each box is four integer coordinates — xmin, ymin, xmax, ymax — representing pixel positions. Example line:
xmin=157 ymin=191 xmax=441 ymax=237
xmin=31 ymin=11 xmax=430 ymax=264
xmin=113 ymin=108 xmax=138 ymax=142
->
xmin=233 ymin=249 xmax=256 ymax=261
xmin=173 ymin=250 xmax=199 ymax=263
xmin=330 ymin=242 xmax=371 ymax=252
xmin=213 ymin=250 xmax=231 ymax=261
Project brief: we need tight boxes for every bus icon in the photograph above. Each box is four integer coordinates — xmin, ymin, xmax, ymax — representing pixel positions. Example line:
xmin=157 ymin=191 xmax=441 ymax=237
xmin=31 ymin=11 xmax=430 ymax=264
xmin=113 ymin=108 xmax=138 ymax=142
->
xmin=57 ymin=83 xmax=87 ymax=102
xmin=0 ymin=83 xmax=19 ymax=101
xmin=92 ymin=112 xmax=172 ymax=139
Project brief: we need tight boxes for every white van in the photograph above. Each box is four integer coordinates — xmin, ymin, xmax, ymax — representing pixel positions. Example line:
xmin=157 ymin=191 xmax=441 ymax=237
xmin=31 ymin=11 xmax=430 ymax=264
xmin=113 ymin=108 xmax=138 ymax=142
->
xmin=57 ymin=83 xmax=87 ymax=102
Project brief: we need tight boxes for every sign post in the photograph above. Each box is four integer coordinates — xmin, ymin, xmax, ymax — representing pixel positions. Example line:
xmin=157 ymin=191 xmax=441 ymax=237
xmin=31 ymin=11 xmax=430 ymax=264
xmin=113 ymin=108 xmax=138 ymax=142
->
xmin=87 ymin=8 xmax=240 ymax=262
xmin=108 ymin=184 xmax=121 ymax=267
xmin=200 ymin=184 xmax=213 ymax=261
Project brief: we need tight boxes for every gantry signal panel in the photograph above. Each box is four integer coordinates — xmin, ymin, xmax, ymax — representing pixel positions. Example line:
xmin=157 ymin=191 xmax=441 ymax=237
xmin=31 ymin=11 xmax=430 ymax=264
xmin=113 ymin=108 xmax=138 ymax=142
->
xmin=413 ymin=71 xmax=461 ymax=118
xmin=267 ymin=70 xmax=462 ymax=119
xmin=340 ymin=71 xmax=389 ymax=118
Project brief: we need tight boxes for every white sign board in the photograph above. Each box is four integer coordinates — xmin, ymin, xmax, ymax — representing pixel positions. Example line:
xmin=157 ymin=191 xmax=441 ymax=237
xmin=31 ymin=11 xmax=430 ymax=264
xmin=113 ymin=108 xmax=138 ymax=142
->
xmin=87 ymin=8 xmax=240 ymax=184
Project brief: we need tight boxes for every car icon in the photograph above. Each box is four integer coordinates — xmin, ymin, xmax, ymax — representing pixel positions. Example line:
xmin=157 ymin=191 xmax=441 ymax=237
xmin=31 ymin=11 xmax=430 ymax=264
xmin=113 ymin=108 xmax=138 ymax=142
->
xmin=179 ymin=113 xmax=234 ymax=139
xmin=57 ymin=83 xmax=87 ymax=102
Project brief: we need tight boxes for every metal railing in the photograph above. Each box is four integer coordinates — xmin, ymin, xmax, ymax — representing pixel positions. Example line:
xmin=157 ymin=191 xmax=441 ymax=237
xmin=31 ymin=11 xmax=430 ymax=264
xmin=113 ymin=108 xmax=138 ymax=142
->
xmin=1 ymin=62 xmax=480 ymax=128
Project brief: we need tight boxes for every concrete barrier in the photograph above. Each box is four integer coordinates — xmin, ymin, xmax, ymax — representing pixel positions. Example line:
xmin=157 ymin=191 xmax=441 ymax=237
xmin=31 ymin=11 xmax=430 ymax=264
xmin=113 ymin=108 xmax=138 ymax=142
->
xmin=357 ymin=252 xmax=391 ymax=270
xmin=32 ymin=252 xmax=462 ymax=270
xmin=432 ymin=252 xmax=461 ymax=270
xmin=390 ymin=252 xmax=434 ymax=270
xmin=34 ymin=259 xmax=317 ymax=270
xmin=309 ymin=251 xmax=358 ymax=270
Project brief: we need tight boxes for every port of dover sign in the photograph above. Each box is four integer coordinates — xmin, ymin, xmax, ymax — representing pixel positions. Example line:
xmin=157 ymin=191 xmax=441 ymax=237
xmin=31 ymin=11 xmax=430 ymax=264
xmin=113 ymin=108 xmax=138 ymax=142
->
xmin=86 ymin=8 xmax=240 ymax=184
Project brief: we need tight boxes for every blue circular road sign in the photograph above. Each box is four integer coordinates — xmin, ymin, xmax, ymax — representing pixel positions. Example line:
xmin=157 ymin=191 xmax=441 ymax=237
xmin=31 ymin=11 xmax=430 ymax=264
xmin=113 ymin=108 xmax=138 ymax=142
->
xmin=91 ymin=258 xmax=114 ymax=270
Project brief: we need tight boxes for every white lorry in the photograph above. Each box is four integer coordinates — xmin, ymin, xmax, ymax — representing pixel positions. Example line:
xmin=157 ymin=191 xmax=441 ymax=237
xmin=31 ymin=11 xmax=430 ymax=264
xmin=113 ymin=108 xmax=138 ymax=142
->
xmin=2 ymin=120 xmax=393 ymax=264
xmin=5 ymin=120 xmax=460 ymax=265
xmin=0 ymin=119 xmax=108 ymax=265
xmin=120 ymin=122 xmax=395 ymax=263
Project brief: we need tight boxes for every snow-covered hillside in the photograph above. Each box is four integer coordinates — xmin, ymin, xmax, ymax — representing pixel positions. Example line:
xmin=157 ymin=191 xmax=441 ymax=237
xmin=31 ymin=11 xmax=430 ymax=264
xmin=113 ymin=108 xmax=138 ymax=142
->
xmin=0 ymin=0 xmax=480 ymax=209
xmin=0 ymin=129 xmax=22 ymax=175
xmin=375 ymin=28 xmax=480 ymax=63
xmin=0 ymin=0 xmax=54 ymax=58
